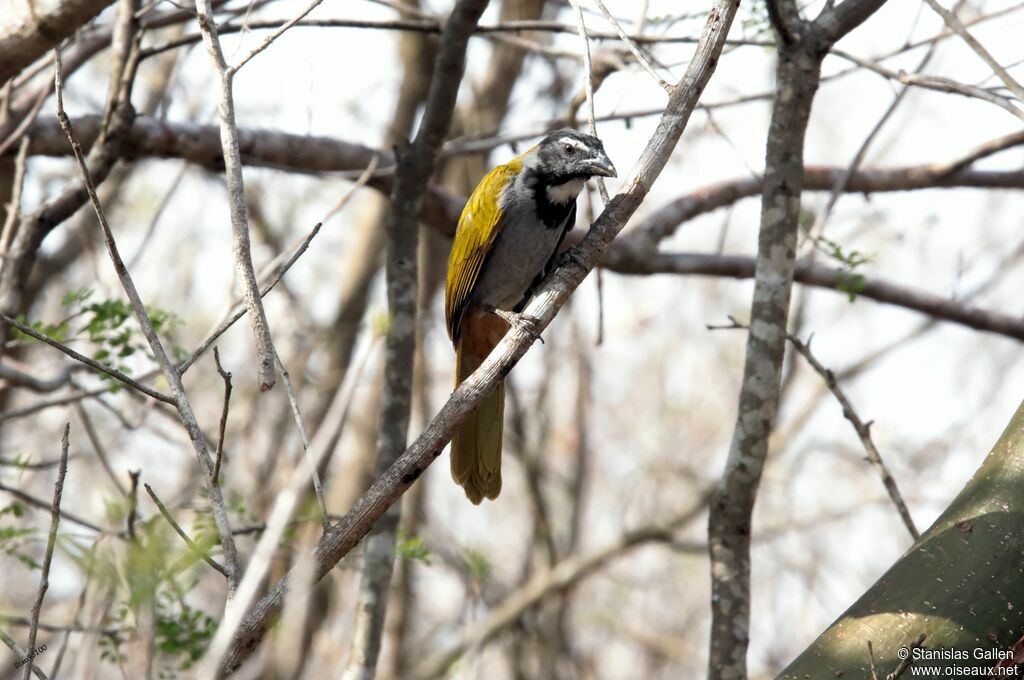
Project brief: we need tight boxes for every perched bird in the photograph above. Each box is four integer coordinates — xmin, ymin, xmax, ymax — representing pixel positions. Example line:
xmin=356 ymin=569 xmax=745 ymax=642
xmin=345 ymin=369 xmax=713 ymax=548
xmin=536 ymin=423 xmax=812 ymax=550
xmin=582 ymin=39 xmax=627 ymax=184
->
xmin=445 ymin=129 xmax=616 ymax=504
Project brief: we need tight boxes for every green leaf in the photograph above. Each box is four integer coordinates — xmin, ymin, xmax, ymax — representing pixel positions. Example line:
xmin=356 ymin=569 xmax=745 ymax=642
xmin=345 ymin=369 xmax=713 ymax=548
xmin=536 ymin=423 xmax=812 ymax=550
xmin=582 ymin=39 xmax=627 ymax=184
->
xmin=396 ymin=528 xmax=432 ymax=565
xmin=461 ymin=547 xmax=491 ymax=584
xmin=61 ymin=288 xmax=93 ymax=308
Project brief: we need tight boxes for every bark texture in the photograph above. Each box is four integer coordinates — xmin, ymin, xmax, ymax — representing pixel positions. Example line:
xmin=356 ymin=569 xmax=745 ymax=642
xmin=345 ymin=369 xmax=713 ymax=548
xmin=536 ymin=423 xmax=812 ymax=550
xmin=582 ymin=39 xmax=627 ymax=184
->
xmin=0 ymin=0 xmax=116 ymax=86
xmin=707 ymin=37 xmax=825 ymax=679
xmin=706 ymin=0 xmax=890 ymax=675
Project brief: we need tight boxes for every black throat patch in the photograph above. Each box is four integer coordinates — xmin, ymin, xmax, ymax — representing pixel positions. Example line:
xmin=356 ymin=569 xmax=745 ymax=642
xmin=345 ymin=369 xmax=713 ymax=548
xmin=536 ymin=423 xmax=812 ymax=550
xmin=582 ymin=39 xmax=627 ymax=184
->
xmin=526 ymin=170 xmax=579 ymax=229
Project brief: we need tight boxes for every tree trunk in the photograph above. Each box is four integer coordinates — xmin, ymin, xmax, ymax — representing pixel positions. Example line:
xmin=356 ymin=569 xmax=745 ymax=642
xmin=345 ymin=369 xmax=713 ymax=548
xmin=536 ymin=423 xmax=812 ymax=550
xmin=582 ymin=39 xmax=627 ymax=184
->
xmin=780 ymin=396 xmax=1024 ymax=677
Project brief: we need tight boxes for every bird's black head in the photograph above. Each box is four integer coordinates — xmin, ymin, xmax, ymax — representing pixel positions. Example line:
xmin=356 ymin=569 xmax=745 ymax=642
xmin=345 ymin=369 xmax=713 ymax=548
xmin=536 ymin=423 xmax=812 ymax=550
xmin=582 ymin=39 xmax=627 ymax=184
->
xmin=533 ymin=129 xmax=617 ymax=183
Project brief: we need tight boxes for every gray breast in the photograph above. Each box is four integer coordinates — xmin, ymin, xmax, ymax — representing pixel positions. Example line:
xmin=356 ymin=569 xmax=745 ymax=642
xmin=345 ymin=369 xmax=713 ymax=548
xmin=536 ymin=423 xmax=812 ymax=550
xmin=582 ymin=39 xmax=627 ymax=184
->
xmin=470 ymin=177 xmax=573 ymax=311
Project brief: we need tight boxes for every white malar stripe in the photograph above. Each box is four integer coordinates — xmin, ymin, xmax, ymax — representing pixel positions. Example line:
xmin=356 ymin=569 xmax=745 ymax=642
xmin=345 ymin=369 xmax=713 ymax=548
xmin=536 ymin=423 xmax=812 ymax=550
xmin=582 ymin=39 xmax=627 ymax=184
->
xmin=546 ymin=178 xmax=586 ymax=204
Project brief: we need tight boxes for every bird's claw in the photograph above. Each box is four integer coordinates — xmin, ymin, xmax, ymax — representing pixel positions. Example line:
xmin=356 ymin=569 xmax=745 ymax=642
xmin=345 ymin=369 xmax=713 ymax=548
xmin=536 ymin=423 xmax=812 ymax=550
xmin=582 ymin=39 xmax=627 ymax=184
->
xmin=557 ymin=248 xmax=585 ymax=269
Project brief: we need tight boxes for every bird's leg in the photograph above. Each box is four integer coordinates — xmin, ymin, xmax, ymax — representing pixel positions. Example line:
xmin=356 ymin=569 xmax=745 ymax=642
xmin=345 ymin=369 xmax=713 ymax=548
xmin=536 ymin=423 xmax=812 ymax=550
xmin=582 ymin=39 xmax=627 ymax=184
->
xmin=484 ymin=305 xmax=545 ymax=344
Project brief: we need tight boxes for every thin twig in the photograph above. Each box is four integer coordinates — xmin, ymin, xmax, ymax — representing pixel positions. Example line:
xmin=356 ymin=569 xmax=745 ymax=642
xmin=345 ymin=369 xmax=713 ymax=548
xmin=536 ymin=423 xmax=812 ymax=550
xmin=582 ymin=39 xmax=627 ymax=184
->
xmin=194 ymin=0 xmax=279 ymax=391
xmin=708 ymin=319 xmax=920 ymax=539
xmin=21 ymin=424 xmax=69 ymax=680
xmin=54 ymin=47 xmax=242 ymax=593
xmin=195 ymin=333 xmax=380 ymax=675
xmin=0 ymin=617 xmax=122 ymax=635
xmin=868 ymin=640 xmax=881 ymax=680
xmin=887 ymin=634 xmax=927 ymax=679
xmin=922 ymin=0 xmax=1024 ymax=101
xmin=0 ymin=136 xmax=30 ymax=275
xmin=832 ymin=49 xmax=1024 ymax=122
xmin=0 ymin=456 xmax=77 ymax=469
xmin=0 ymin=312 xmax=175 ymax=404
xmin=569 ymin=0 xmax=610 ymax=202
xmin=169 ymin=158 xmax=376 ymax=381
xmin=591 ymin=0 xmax=671 ymax=91
xmin=0 ymin=479 xmax=106 ymax=535
xmin=47 ymin=563 xmax=93 ymax=678
xmin=805 ymin=42 xmax=938 ymax=243
xmin=126 ymin=470 xmax=140 ymax=540
xmin=212 ymin=346 xmax=232 ymax=484
xmin=74 ymin=402 xmax=129 ymax=496
xmin=0 ymin=386 xmax=114 ymax=423
xmin=144 ymin=483 xmax=229 ymax=577
xmin=275 ymin=352 xmax=328 ymax=529
xmin=323 ymin=154 xmax=380 ymax=222
xmin=785 ymin=333 xmax=920 ymax=540
xmin=0 ymin=627 xmax=47 ymax=679
xmin=178 ymin=222 xmax=322 ymax=376
xmin=127 ymin=162 xmax=187 ymax=269
xmin=0 ymin=83 xmax=49 ymax=158
xmin=227 ymin=0 xmax=326 ymax=74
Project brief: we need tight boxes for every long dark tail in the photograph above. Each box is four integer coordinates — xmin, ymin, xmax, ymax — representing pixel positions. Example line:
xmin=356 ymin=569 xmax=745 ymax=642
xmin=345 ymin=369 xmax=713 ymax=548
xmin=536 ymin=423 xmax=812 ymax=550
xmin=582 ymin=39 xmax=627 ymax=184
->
xmin=451 ymin=312 xmax=507 ymax=504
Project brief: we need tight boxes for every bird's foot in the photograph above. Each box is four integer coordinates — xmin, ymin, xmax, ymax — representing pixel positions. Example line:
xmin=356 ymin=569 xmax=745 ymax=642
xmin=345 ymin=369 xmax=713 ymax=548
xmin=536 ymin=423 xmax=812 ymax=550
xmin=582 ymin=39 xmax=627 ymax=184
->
xmin=488 ymin=307 xmax=545 ymax=344
xmin=557 ymin=247 xmax=585 ymax=269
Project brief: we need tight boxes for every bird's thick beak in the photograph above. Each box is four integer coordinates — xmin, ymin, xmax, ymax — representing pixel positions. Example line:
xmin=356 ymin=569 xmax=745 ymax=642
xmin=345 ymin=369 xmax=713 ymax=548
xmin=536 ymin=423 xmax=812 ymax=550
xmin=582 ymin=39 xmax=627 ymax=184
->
xmin=588 ymin=156 xmax=617 ymax=178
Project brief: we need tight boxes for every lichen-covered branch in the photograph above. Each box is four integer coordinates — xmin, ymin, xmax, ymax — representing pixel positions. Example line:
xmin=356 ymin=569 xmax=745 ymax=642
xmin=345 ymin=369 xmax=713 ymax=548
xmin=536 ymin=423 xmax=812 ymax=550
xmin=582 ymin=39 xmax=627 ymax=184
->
xmin=707 ymin=0 xmax=891 ymax=676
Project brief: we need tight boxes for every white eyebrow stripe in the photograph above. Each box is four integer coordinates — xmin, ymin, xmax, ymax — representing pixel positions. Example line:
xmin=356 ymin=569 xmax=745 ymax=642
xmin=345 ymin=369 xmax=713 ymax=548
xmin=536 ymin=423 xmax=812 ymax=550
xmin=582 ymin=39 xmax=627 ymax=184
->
xmin=557 ymin=136 xmax=589 ymax=151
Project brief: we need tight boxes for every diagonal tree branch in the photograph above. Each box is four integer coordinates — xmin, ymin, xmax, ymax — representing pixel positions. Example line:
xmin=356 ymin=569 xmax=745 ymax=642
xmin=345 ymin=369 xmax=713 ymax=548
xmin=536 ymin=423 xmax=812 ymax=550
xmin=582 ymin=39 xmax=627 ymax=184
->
xmin=217 ymin=0 xmax=741 ymax=672
xmin=784 ymin=332 xmax=919 ymax=539
xmin=20 ymin=423 xmax=69 ymax=680
xmin=921 ymin=0 xmax=1024 ymax=102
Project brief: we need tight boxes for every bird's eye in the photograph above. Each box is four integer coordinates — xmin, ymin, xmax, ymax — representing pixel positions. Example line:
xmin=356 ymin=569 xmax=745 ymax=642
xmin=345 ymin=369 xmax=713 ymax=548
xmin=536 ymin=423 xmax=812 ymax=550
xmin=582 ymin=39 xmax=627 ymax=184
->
xmin=564 ymin=143 xmax=576 ymax=154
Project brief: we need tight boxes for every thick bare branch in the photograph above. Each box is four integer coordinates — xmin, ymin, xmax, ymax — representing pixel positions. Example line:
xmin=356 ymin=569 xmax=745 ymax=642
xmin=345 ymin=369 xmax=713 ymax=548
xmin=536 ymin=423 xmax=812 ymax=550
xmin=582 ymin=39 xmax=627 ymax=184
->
xmin=815 ymin=0 xmax=890 ymax=42
xmin=0 ymin=0 xmax=116 ymax=86
xmin=19 ymin=116 xmax=1024 ymax=247
xmin=605 ymin=250 xmax=1024 ymax=342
